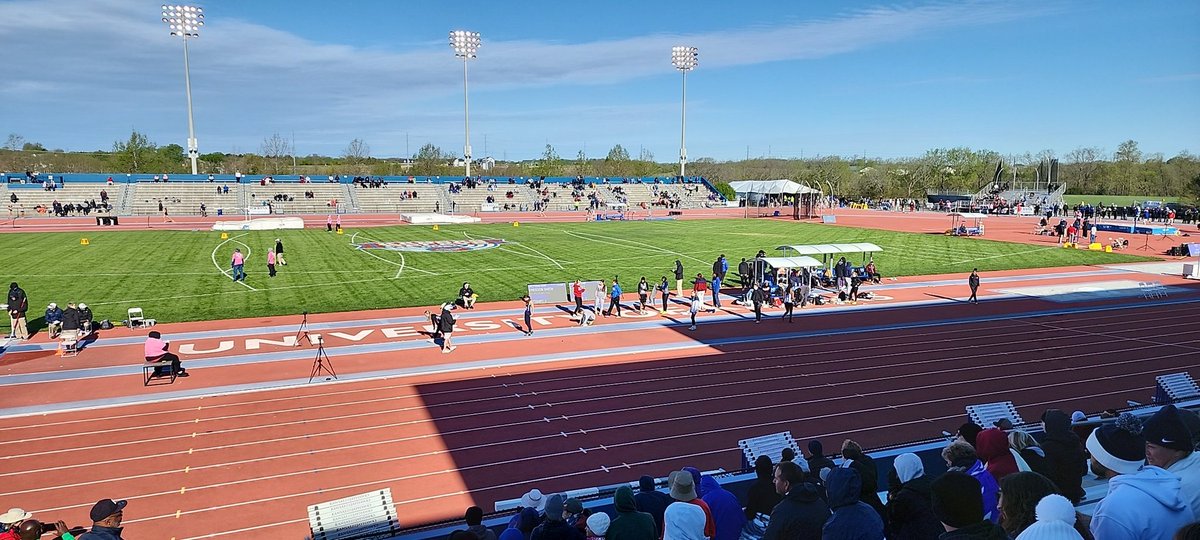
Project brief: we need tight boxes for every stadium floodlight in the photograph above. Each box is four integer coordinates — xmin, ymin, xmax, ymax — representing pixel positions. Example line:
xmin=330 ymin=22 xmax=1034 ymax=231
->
xmin=161 ymin=4 xmax=205 ymax=175
xmin=449 ymin=30 xmax=481 ymax=178
xmin=671 ymin=46 xmax=698 ymax=178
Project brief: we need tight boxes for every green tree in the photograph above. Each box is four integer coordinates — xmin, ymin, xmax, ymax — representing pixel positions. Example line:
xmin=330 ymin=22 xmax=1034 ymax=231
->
xmin=413 ymin=143 xmax=448 ymax=175
xmin=1114 ymin=140 xmax=1142 ymax=163
xmin=574 ymin=150 xmax=591 ymax=177
xmin=21 ymin=141 xmax=46 ymax=152
xmin=109 ymin=130 xmax=157 ymax=173
xmin=260 ymin=133 xmax=293 ymax=174
xmin=3 ymin=134 xmax=24 ymax=151
xmin=531 ymin=144 xmax=563 ymax=177
xmin=604 ymin=144 xmax=630 ymax=176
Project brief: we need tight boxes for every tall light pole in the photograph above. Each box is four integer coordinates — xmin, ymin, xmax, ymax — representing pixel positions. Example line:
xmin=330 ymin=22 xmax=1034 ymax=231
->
xmin=161 ymin=4 xmax=204 ymax=175
xmin=671 ymin=46 xmax=698 ymax=178
xmin=449 ymin=30 xmax=481 ymax=178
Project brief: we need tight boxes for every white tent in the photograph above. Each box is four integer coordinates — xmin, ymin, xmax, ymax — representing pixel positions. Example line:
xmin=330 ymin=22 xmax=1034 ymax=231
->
xmin=757 ymin=256 xmax=824 ymax=269
xmin=728 ymin=179 xmax=822 ymax=195
xmin=776 ymin=243 xmax=883 ymax=257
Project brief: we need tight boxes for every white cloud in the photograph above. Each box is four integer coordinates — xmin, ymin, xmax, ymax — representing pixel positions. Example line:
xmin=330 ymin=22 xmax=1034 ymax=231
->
xmin=0 ymin=0 xmax=1057 ymax=158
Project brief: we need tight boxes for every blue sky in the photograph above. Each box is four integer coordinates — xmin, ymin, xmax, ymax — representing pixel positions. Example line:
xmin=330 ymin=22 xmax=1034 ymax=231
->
xmin=1 ymin=0 xmax=1197 ymax=162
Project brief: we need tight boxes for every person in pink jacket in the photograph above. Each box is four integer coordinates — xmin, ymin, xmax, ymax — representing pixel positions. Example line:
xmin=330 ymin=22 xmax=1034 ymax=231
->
xmin=145 ymin=330 xmax=188 ymax=377
xmin=267 ymin=249 xmax=277 ymax=277
xmin=231 ymin=249 xmax=246 ymax=282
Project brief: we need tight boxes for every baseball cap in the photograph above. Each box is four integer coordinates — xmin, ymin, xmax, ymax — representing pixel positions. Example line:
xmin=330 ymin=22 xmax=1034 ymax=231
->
xmin=89 ymin=499 xmax=127 ymax=522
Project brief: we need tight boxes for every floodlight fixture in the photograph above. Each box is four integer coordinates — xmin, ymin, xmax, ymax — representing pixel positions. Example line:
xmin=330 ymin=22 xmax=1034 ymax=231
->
xmin=671 ymin=46 xmax=698 ymax=177
xmin=449 ymin=30 xmax=482 ymax=177
xmin=161 ymin=4 xmax=205 ymax=174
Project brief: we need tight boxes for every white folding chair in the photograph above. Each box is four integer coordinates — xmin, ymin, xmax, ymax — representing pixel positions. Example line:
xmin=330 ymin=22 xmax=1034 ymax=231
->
xmin=128 ymin=307 xmax=145 ymax=329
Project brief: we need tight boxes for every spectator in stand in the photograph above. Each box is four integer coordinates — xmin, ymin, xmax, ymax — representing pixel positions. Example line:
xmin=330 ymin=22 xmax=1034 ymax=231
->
xmin=841 ymin=439 xmax=887 ymax=521
xmin=77 ymin=498 xmax=126 ymax=540
xmin=0 ymin=508 xmax=32 ymax=540
xmin=1009 ymin=430 xmax=1050 ymax=479
xmin=1087 ymin=413 xmax=1194 ymax=540
xmin=7 ymin=282 xmax=29 ymax=340
xmin=564 ymin=498 xmax=588 ymax=535
xmin=506 ymin=507 xmax=541 ymax=540
xmin=976 ymin=427 xmax=1020 ymax=482
xmin=885 ymin=453 xmax=943 ymax=540
xmin=1143 ymin=405 xmax=1200 ymax=519
xmin=531 ymin=494 xmax=583 ymax=540
xmin=930 ymin=471 xmax=1007 ymax=540
xmin=663 ymin=500 xmax=706 ymax=540
xmin=61 ymin=302 xmax=82 ymax=335
xmin=956 ymin=421 xmax=984 ymax=448
xmin=806 ymin=440 xmax=836 ymax=485
xmin=465 ymin=506 xmax=497 ymax=540
xmin=584 ymin=512 xmax=609 ymax=540
xmin=668 ymin=470 xmax=715 ymax=538
xmin=1013 ymin=494 xmax=1083 ymax=540
xmin=823 ymin=467 xmax=884 ymax=540
xmin=44 ymin=303 xmax=63 ymax=339
xmin=144 ymin=330 xmax=189 ymax=377
xmin=700 ymin=474 xmax=746 ymax=540
xmin=762 ymin=460 xmax=830 ymax=540
xmin=1039 ymin=409 xmax=1088 ymax=504
xmin=942 ymin=441 xmax=1000 ymax=523
xmin=606 ymin=485 xmax=655 ymax=540
xmin=745 ymin=455 xmax=782 ymax=520
xmin=633 ymin=476 xmax=671 ymax=536
xmin=997 ymin=472 xmax=1063 ymax=537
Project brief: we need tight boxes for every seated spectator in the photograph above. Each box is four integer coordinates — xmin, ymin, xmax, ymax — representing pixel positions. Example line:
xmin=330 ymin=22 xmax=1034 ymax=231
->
xmin=464 ymin=506 xmax=496 ymax=540
xmin=1142 ymin=405 xmax=1200 ymax=519
xmin=663 ymin=501 xmax=706 ymax=540
xmin=823 ymin=467 xmax=884 ymax=540
xmin=669 ymin=470 xmax=714 ymax=538
xmin=564 ymin=498 xmax=588 ymax=534
xmin=805 ymin=440 xmax=836 ymax=485
xmin=1038 ymin=409 xmax=1088 ymax=504
xmin=976 ymin=427 xmax=1020 ymax=481
xmin=930 ymin=471 xmax=1007 ymax=539
xmin=997 ymin=472 xmax=1061 ymax=537
xmin=1008 ymin=430 xmax=1050 ymax=478
xmin=78 ymin=498 xmax=127 ymax=540
xmin=61 ymin=302 xmax=82 ymax=334
xmin=744 ymin=455 xmax=782 ymax=520
xmin=885 ymin=453 xmax=943 ymax=540
xmin=841 ymin=439 xmax=886 ymax=520
xmin=761 ymin=461 xmax=830 ymax=540
xmin=584 ymin=512 xmax=609 ymax=540
xmin=531 ymin=494 xmax=582 ymax=540
xmin=955 ymin=421 xmax=984 ymax=448
xmin=941 ymin=441 xmax=999 ymax=523
xmin=1087 ymin=413 xmax=1193 ymax=540
xmin=45 ymin=303 xmax=63 ymax=339
xmin=634 ymin=476 xmax=672 ymax=535
xmin=144 ymin=330 xmax=189 ymax=377
xmin=606 ymin=485 xmax=654 ymax=540
xmin=0 ymin=508 xmax=33 ymax=540
xmin=14 ymin=519 xmax=71 ymax=540
xmin=1013 ymin=495 xmax=1083 ymax=540
xmin=78 ymin=303 xmax=93 ymax=334
xmin=699 ymin=474 xmax=746 ymax=540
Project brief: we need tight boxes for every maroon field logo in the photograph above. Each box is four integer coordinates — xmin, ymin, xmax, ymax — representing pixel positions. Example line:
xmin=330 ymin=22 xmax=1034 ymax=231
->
xmin=356 ymin=239 xmax=505 ymax=252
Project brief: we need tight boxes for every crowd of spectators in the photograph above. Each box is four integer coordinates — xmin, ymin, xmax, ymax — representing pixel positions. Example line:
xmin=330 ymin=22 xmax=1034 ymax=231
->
xmin=0 ymin=498 xmax=128 ymax=540
xmin=443 ymin=405 xmax=1200 ymax=540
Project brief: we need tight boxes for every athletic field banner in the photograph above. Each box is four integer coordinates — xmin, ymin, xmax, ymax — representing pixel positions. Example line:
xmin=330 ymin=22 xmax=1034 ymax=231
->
xmin=356 ymin=239 xmax=505 ymax=252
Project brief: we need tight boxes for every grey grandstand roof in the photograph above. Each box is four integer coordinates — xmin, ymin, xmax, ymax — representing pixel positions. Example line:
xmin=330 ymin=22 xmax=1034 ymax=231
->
xmin=727 ymin=179 xmax=821 ymax=195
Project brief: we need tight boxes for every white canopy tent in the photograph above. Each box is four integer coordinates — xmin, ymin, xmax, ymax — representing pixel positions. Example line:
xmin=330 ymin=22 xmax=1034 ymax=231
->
xmin=757 ymin=256 xmax=824 ymax=269
xmin=729 ymin=179 xmax=823 ymax=219
xmin=776 ymin=242 xmax=883 ymax=268
xmin=948 ymin=212 xmax=987 ymax=236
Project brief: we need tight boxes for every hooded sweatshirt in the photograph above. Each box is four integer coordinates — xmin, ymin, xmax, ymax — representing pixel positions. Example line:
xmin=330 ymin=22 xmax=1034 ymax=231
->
xmin=823 ymin=468 xmax=884 ymax=540
xmin=700 ymin=476 xmax=747 ymax=540
xmin=975 ymin=428 xmax=1018 ymax=481
xmin=950 ymin=459 xmax=1000 ymax=524
xmin=886 ymin=455 xmax=943 ymax=540
xmin=606 ymin=486 xmax=656 ymax=540
xmin=633 ymin=476 xmax=672 ymax=535
xmin=1039 ymin=409 xmax=1088 ymax=503
xmin=663 ymin=502 xmax=707 ymax=540
xmin=1091 ymin=466 xmax=1196 ymax=540
xmin=1167 ymin=451 xmax=1200 ymax=522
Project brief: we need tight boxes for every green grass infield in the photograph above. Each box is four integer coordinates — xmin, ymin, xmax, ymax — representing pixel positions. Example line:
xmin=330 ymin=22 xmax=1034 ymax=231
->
xmin=0 ymin=218 xmax=1154 ymax=329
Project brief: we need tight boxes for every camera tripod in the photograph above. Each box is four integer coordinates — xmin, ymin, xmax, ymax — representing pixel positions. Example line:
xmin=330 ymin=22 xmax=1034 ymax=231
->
xmin=292 ymin=311 xmax=309 ymax=347
xmin=304 ymin=332 xmax=338 ymax=383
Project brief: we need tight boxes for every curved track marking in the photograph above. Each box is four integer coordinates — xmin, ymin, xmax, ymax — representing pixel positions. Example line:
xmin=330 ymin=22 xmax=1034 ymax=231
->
xmin=210 ymin=234 xmax=257 ymax=291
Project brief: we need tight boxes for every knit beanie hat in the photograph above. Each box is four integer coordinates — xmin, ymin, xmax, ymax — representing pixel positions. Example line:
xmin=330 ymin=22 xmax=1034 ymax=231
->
xmin=585 ymin=512 xmax=611 ymax=536
xmin=931 ymin=471 xmax=984 ymax=528
xmin=957 ymin=422 xmax=984 ymax=447
xmin=1086 ymin=413 xmax=1146 ymax=475
xmin=1014 ymin=494 xmax=1083 ymax=540
xmin=1142 ymin=405 xmax=1195 ymax=452
xmin=543 ymin=494 xmax=565 ymax=522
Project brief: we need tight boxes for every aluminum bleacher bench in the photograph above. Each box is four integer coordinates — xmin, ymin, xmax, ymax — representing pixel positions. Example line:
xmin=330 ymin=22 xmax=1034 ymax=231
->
xmin=308 ymin=488 xmax=400 ymax=540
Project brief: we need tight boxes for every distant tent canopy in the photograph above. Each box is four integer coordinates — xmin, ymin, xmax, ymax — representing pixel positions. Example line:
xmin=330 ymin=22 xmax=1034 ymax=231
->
xmin=728 ymin=179 xmax=822 ymax=220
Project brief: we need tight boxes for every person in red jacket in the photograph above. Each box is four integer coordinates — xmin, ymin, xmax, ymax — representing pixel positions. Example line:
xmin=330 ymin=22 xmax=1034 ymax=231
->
xmin=975 ymin=427 xmax=1019 ymax=481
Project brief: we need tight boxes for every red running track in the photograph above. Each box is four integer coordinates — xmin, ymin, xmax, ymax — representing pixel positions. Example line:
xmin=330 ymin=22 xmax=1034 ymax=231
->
xmin=1 ymin=295 xmax=1198 ymax=538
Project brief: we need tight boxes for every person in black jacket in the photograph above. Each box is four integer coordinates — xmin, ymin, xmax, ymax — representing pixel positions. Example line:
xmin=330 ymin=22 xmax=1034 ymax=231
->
xmin=751 ymin=282 xmax=768 ymax=323
xmin=886 ymin=453 xmax=944 ymax=540
xmin=841 ymin=439 xmax=887 ymax=521
xmin=61 ymin=302 xmax=82 ymax=333
xmin=762 ymin=461 xmax=830 ymax=540
xmin=439 ymin=303 xmax=457 ymax=353
xmin=745 ymin=455 xmax=782 ymax=519
xmin=1038 ymin=409 xmax=1088 ymax=503
xmin=673 ymin=260 xmax=684 ymax=298
xmin=7 ymin=282 xmax=29 ymax=340
xmin=805 ymin=440 xmax=836 ymax=485
xmin=274 ymin=238 xmax=286 ymax=266
xmin=531 ymin=494 xmax=583 ymax=540
xmin=633 ymin=475 xmax=672 ymax=536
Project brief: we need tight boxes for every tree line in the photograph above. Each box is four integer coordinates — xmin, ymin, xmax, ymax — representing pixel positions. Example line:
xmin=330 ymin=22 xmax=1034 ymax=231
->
xmin=2 ymin=131 xmax=1196 ymax=202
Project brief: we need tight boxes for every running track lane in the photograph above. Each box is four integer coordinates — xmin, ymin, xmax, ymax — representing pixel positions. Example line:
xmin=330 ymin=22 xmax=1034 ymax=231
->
xmin=0 ymin=301 xmax=1196 ymax=538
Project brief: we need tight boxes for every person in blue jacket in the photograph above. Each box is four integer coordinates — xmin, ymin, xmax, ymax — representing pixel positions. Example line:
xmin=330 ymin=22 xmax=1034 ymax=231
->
xmin=823 ymin=467 xmax=884 ymax=540
xmin=605 ymin=277 xmax=623 ymax=317
xmin=44 ymin=303 xmax=64 ymax=339
xmin=700 ymin=475 xmax=747 ymax=540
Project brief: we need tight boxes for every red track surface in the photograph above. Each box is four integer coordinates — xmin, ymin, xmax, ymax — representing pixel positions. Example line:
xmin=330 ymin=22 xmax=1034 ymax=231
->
xmin=1 ymin=209 xmax=1198 ymax=539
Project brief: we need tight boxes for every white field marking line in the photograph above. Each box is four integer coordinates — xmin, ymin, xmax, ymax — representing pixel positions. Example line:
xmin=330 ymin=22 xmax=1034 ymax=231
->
xmin=7 ymin=324 xmax=1194 ymax=495
xmin=949 ymin=245 xmax=1059 ymax=265
xmin=466 ymin=231 xmax=567 ymax=270
xmin=209 ymin=233 xmax=257 ymax=291
xmin=2 ymin=299 xmax=1192 ymax=444
xmin=30 ymin=372 xmax=1154 ymax=521
xmin=1018 ymin=317 xmax=1200 ymax=352
xmin=564 ymin=229 xmax=710 ymax=265
xmin=350 ymin=231 xmax=438 ymax=277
